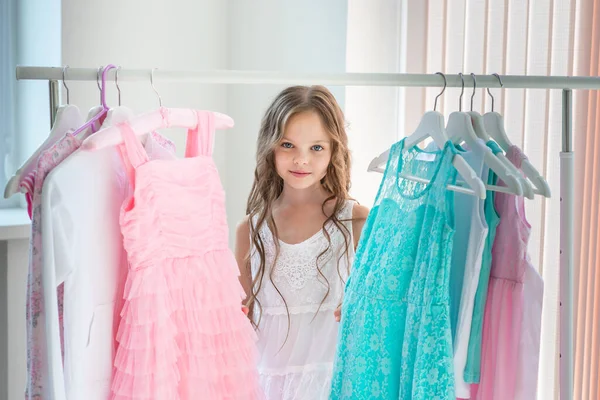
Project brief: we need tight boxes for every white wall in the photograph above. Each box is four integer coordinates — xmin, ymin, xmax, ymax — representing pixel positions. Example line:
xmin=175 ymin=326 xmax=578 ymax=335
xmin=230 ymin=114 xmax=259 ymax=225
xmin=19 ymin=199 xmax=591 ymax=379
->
xmin=344 ymin=0 xmax=406 ymax=206
xmin=5 ymin=239 xmax=29 ymax=400
xmin=225 ymin=0 xmax=348 ymax=243
xmin=60 ymin=0 xmax=230 ymax=170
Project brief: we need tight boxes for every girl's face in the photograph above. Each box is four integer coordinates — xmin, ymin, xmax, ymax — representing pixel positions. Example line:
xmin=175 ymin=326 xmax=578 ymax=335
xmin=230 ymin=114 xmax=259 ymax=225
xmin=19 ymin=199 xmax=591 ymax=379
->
xmin=274 ymin=111 xmax=332 ymax=191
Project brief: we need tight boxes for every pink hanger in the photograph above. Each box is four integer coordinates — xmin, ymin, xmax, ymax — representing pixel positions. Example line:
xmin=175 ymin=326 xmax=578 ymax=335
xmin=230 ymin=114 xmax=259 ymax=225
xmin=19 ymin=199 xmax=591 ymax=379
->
xmin=81 ymin=68 xmax=234 ymax=151
xmin=70 ymin=64 xmax=116 ymax=137
xmin=80 ymin=108 xmax=234 ymax=151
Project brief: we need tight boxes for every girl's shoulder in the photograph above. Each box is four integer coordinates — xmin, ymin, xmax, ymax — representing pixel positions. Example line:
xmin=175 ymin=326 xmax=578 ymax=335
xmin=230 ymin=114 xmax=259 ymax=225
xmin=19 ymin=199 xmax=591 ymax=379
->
xmin=236 ymin=213 xmax=265 ymax=239
xmin=334 ymin=198 xmax=369 ymax=221
xmin=321 ymin=197 xmax=363 ymax=217
xmin=345 ymin=199 xmax=369 ymax=249
xmin=237 ymin=212 xmax=273 ymax=247
xmin=235 ymin=215 xmax=252 ymax=252
xmin=352 ymin=202 xmax=370 ymax=221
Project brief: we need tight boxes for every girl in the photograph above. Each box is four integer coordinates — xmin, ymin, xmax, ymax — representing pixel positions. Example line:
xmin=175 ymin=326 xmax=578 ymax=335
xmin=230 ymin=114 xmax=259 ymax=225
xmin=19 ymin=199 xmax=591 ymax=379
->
xmin=235 ymin=85 xmax=369 ymax=400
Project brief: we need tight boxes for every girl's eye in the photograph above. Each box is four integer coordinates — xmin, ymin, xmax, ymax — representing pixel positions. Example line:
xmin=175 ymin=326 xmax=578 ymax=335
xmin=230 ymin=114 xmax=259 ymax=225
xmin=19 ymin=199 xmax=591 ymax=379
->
xmin=312 ymin=145 xmax=324 ymax=151
xmin=281 ymin=142 xmax=293 ymax=149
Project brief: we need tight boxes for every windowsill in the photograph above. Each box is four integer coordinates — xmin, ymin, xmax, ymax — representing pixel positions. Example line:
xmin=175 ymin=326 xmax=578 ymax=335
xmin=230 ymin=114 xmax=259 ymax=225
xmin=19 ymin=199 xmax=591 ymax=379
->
xmin=0 ymin=208 xmax=31 ymax=240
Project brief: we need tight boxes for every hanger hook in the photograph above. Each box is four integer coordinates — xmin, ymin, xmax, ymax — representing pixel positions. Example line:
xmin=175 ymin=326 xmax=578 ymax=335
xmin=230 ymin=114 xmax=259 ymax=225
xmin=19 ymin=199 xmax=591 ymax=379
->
xmin=115 ymin=66 xmax=122 ymax=106
xmin=62 ymin=65 xmax=70 ymax=105
xmin=96 ymin=66 xmax=103 ymax=104
xmin=487 ymin=73 xmax=504 ymax=112
xmin=458 ymin=72 xmax=465 ymax=112
xmin=470 ymin=73 xmax=477 ymax=111
xmin=96 ymin=66 xmax=103 ymax=92
xmin=150 ymin=68 xmax=162 ymax=107
xmin=99 ymin=65 xmax=116 ymax=109
xmin=433 ymin=72 xmax=447 ymax=111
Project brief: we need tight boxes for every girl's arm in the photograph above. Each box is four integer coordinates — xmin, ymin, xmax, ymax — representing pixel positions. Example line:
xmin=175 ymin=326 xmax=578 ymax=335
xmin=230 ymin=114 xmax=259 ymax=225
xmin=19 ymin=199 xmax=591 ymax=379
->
xmin=335 ymin=203 xmax=370 ymax=322
xmin=351 ymin=204 xmax=370 ymax=250
xmin=235 ymin=216 xmax=253 ymax=315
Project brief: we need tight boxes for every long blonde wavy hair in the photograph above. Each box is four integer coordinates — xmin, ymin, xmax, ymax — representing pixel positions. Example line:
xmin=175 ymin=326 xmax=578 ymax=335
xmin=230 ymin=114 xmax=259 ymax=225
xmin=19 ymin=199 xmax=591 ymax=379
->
xmin=245 ymin=85 xmax=353 ymax=333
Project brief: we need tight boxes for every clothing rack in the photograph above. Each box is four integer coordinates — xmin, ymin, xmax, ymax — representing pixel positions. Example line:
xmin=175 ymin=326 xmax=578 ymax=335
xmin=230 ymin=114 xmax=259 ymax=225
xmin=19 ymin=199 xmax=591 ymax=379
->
xmin=16 ymin=65 xmax=591 ymax=400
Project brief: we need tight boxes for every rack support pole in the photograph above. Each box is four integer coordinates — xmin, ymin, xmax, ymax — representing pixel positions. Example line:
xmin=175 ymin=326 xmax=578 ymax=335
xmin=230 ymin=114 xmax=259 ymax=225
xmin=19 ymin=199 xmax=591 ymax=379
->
xmin=48 ymin=80 xmax=60 ymax=126
xmin=560 ymin=88 xmax=574 ymax=400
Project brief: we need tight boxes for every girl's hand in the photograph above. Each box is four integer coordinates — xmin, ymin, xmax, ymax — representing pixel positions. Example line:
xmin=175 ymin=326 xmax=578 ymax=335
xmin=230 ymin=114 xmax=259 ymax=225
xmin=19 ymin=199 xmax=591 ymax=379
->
xmin=334 ymin=305 xmax=341 ymax=322
xmin=242 ymin=305 xmax=249 ymax=316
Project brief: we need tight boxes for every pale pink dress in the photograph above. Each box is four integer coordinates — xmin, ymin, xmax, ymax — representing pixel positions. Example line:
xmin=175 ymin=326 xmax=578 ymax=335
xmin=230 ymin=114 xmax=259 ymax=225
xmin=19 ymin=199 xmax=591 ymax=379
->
xmin=111 ymin=111 xmax=263 ymax=400
xmin=471 ymin=146 xmax=543 ymax=400
xmin=24 ymin=130 xmax=176 ymax=399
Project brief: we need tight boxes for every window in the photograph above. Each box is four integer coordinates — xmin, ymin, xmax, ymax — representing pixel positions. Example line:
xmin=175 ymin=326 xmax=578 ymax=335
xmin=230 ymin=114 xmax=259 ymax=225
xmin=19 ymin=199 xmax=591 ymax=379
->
xmin=1 ymin=0 xmax=19 ymax=209
xmin=1 ymin=0 xmax=62 ymax=212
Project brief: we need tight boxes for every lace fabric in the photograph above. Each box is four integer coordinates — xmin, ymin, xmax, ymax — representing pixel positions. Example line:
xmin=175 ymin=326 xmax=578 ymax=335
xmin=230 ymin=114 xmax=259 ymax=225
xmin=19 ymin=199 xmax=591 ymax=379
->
xmin=250 ymin=201 xmax=354 ymax=315
xmin=331 ymin=139 xmax=458 ymax=400
xmin=249 ymin=200 xmax=355 ymax=400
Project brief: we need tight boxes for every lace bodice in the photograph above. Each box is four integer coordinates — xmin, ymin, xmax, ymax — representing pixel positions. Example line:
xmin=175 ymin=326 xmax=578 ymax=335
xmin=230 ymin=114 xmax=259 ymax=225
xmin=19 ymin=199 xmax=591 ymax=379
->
xmin=250 ymin=200 xmax=355 ymax=316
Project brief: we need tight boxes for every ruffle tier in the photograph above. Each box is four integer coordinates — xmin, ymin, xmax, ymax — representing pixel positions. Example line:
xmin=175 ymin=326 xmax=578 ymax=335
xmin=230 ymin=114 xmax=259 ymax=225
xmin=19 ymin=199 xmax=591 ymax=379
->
xmin=111 ymin=249 xmax=264 ymax=400
xmin=259 ymin=363 xmax=333 ymax=400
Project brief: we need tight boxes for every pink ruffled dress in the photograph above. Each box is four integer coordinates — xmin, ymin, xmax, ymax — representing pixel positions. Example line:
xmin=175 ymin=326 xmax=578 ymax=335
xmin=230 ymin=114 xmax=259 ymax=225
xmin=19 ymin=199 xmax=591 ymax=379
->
xmin=111 ymin=111 xmax=263 ymax=400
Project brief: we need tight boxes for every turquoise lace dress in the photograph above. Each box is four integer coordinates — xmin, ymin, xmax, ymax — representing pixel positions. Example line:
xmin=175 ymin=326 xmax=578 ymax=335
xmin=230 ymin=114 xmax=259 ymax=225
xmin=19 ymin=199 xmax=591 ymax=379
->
xmin=330 ymin=138 xmax=458 ymax=399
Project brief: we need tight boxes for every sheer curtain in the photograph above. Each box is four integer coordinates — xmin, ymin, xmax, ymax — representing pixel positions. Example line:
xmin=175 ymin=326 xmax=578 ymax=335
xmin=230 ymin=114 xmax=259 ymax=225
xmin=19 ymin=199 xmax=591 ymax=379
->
xmin=345 ymin=1 xmax=595 ymax=398
xmin=573 ymin=1 xmax=600 ymax=399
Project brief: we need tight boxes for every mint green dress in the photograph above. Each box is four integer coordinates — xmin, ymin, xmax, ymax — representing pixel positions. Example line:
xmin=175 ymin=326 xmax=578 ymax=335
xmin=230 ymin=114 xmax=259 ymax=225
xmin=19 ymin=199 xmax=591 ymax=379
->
xmin=330 ymin=139 xmax=458 ymax=399
xmin=463 ymin=140 xmax=502 ymax=383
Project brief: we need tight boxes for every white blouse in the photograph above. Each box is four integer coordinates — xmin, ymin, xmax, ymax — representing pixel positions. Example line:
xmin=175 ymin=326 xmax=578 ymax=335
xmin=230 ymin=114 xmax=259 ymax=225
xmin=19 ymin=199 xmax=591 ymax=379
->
xmin=41 ymin=119 xmax=176 ymax=400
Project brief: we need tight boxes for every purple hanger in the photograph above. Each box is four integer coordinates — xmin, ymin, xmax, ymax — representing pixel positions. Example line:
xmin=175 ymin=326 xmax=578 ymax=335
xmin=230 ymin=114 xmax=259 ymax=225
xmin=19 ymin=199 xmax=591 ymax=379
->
xmin=70 ymin=64 xmax=117 ymax=137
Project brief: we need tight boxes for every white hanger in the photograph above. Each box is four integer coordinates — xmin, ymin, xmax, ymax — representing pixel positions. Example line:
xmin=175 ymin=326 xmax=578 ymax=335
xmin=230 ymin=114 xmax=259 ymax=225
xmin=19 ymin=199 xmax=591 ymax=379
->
xmin=446 ymin=73 xmax=523 ymax=196
xmin=5 ymin=66 xmax=133 ymax=198
xmin=368 ymin=72 xmax=486 ymax=199
xmin=469 ymin=111 xmax=535 ymax=198
xmin=81 ymin=68 xmax=234 ymax=151
xmin=484 ymin=74 xmax=551 ymax=197
xmin=3 ymin=66 xmax=84 ymax=198
xmin=467 ymin=73 xmax=534 ymax=198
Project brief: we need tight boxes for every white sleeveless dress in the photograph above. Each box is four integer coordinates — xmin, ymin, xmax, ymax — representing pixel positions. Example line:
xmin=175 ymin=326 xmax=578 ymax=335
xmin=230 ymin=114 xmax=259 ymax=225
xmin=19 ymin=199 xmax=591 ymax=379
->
xmin=250 ymin=200 xmax=355 ymax=400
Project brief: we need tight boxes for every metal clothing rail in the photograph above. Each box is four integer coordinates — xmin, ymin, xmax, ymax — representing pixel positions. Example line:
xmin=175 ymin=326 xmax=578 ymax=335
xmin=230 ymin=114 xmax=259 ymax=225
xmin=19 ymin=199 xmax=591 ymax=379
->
xmin=16 ymin=66 xmax=589 ymax=400
xmin=15 ymin=65 xmax=600 ymax=89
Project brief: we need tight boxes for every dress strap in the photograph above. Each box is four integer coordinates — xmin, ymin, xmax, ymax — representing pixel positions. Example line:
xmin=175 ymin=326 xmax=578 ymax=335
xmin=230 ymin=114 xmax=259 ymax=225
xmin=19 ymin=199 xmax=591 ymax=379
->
xmin=486 ymin=140 xmax=503 ymax=155
xmin=503 ymin=145 xmax=531 ymax=231
xmin=119 ymin=122 xmax=150 ymax=168
xmin=117 ymin=122 xmax=149 ymax=188
xmin=339 ymin=199 xmax=356 ymax=244
xmin=438 ymin=141 xmax=459 ymax=189
xmin=339 ymin=199 xmax=355 ymax=221
xmin=185 ymin=111 xmax=215 ymax=158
